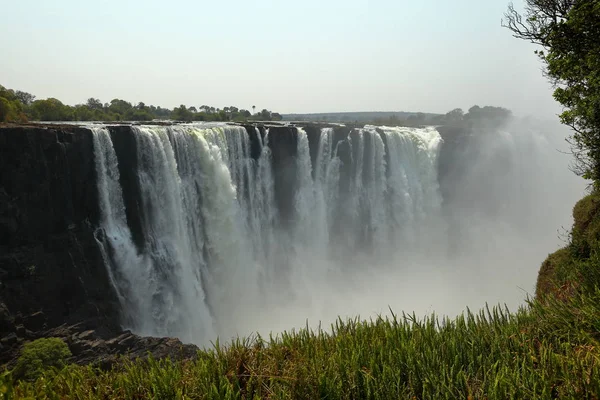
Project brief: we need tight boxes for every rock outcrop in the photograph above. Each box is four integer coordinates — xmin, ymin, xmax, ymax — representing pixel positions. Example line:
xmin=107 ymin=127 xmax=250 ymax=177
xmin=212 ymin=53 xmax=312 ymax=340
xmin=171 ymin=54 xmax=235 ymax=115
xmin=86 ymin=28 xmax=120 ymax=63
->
xmin=2 ymin=321 xmax=199 ymax=370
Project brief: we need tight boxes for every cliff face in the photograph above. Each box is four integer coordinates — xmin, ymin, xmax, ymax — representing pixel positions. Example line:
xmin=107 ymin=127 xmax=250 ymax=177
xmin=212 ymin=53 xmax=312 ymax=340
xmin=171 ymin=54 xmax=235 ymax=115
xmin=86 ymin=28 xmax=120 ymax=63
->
xmin=0 ymin=125 xmax=120 ymax=363
xmin=0 ymin=122 xmax=470 ymax=366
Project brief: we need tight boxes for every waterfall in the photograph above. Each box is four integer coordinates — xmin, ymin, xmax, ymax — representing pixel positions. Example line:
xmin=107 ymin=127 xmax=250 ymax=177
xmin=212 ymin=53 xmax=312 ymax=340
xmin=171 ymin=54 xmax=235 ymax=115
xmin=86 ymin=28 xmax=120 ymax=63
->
xmin=91 ymin=123 xmax=445 ymax=344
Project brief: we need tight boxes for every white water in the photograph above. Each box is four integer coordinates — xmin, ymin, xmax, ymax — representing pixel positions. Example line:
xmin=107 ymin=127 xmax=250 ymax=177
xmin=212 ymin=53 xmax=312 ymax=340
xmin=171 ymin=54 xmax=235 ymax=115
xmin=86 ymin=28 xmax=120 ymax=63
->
xmin=91 ymin=121 xmax=583 ymax=345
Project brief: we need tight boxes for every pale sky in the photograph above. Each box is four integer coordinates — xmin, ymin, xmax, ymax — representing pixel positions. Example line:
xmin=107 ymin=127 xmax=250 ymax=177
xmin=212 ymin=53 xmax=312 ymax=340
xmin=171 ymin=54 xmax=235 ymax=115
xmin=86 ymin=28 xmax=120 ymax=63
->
xmin=1 ymin=0 xmax=559 ymax=117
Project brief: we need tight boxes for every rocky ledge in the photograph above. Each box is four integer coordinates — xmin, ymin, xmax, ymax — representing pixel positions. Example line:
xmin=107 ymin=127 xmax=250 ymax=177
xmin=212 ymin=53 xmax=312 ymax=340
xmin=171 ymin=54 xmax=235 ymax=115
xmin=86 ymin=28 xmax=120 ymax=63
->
xmin=1 ymin=314 xmax=199 ymax=370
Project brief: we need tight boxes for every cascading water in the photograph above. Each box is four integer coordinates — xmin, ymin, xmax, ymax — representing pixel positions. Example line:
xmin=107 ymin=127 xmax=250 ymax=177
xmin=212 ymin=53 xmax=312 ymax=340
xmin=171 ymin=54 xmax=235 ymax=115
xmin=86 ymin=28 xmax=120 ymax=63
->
xmin=90 ymin=122 xmax=479 ymax=345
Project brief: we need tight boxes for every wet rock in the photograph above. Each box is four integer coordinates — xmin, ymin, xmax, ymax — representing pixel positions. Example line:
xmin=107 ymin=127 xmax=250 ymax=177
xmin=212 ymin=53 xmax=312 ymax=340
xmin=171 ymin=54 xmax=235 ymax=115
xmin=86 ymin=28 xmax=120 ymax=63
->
xmin=267 ymin=126 xmax=299 ymax=226
xmin=15 ymin=325 xmax=25 ymax=337
xmin=68 ymin=340 xmax=87 ymax=356
xmin=0 ymin=303 xmax=14 ymax=334
xmin=23 ymin=311 xmax=46 ymax=332
xmin=77 ymin=330 xmax=95 ymax=341
xmin=1 ymin=333 xmax=17 ymax=346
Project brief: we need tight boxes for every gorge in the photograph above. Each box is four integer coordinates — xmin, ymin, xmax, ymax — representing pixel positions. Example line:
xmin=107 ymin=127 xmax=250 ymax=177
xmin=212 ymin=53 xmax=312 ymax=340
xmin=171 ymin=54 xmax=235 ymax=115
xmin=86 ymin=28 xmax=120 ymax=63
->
xmin=0 ymin=119 xmax=583 ymax=365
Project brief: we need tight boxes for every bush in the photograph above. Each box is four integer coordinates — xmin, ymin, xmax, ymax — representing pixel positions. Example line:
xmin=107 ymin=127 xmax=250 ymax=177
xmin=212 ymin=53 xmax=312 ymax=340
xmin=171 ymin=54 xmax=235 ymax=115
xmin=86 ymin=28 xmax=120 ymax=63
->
xmin=14 ymin=338 xmax=72 ymax=381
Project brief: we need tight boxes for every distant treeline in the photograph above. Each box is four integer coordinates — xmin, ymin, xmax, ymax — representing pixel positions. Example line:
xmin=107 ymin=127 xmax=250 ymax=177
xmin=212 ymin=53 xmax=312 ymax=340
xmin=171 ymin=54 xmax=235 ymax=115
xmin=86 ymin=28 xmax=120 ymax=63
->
xmin=284 ymin=106 xmax=512 ymax=128
xmin=0 ymin=85 xmax=282 ymax=123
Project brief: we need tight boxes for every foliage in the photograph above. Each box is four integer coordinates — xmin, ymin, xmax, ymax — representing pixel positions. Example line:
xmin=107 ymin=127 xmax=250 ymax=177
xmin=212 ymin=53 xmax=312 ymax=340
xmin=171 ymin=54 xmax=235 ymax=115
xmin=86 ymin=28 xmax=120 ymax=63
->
xmin=538 ymin=191 xmax=600 ymax=301
xmin=29 ymin=98 xmax=73 ymax=121
xmin=504 ymin=0 xmax=600 ymax=182
xmin=0 ymin=84 xmax=280 ymax=123
xmin=4 ymin=277 xmax=600 ymax=398
xmin=13 ymin=338 xmax=72 ymax=382
xmin=0 ymin=86 xmax=27 ymax=123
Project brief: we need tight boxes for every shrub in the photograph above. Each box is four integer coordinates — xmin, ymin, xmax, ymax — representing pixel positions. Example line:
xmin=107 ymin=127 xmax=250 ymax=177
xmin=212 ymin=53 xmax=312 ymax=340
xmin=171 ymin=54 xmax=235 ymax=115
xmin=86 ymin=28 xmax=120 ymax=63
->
xmin=14 ymin=338 xmax=71 ymax=381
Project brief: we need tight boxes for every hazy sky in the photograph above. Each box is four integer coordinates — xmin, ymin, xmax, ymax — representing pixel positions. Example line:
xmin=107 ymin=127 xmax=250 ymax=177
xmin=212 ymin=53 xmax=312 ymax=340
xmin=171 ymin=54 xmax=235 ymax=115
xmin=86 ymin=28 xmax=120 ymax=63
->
xmin=1 ymin=0 xmax=558 ymax=117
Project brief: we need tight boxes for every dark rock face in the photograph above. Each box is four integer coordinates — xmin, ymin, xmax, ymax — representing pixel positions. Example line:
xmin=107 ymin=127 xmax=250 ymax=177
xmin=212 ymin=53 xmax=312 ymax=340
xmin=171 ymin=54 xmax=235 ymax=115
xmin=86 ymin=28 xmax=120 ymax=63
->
xmin=267 ymin=126 xmax=299 ymax=226
xmin=0 ymin=126 xmax=99 ymax=244
xmin=0 ymin=125 xmax=120 ymax=366
xmin=108 ymin=125 xmax=146 ymax=251
xmin=301 ymin=125 xmax=321 ymax=180
xmin=436 ymin=125 xmax=471 ymax=207
xmin=0 ymin=303 xmax=14 ymax=333
xmin=242 ymin=124 xmax=265 ymax=160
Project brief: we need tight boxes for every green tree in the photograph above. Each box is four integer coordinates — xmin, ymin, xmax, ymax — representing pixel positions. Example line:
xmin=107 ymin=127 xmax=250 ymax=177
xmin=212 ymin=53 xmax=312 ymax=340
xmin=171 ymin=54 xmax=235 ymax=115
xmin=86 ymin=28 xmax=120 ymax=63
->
xmin=172 ymin=104 xmax=193 ymax=121
xmin=108 ymin=99 xmax=133 ymax=116
xmin=504 ymin=0 xmax=600 ymax=181
xmin=86 ymin=97 xmax=104 ymax=111
xmin=15 ymin=90 xmax=35 ymax=105
xmin=30 ymin=98 xmax=72 ymax=121
xmin=0 ymin=97 xmax=16 ymax=122
xmin=259 ymin=109 xmax=271 ymax=120
xmin=14 ymin=338 xmax=72 ymax=381
xmin=1 ymin=84 xmax=279 ymax=123
xmin=72 ymin=104 xmax=96 ymax=121
xmin=126 ymin=108 xmax=153 ymax=121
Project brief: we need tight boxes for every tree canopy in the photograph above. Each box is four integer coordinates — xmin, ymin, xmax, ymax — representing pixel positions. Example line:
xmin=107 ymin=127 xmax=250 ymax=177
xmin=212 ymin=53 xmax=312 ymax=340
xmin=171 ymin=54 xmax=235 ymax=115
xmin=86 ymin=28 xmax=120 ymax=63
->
xmin=504 ymin=0 xmax=600 ymax=181
xmin=0 ymin=85 xmax=281 ymax=124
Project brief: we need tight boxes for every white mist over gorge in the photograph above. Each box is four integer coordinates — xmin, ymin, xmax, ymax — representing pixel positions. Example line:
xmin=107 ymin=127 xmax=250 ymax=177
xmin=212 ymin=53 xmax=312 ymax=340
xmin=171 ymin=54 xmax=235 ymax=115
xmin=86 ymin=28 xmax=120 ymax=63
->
xmin=90 ymin=120 xmax=584 ymax=346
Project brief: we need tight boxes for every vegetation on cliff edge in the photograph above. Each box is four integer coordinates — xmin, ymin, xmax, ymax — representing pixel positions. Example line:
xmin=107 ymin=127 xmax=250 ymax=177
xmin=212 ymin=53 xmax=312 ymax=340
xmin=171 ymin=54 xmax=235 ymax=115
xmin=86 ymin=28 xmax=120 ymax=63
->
xmin=0 ymin=85 xmax=282 ymax=123
xmin=504 ymin=0 xmax=600 ymax=182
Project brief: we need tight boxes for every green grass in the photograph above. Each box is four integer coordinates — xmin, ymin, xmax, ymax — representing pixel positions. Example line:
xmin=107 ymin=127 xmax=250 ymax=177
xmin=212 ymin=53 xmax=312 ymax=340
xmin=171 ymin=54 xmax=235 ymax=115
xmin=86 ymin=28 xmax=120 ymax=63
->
xmin=2 ymin=194 xmax=600 ymax=399
xmin=1 ymin=290 xmax=599 ymax=399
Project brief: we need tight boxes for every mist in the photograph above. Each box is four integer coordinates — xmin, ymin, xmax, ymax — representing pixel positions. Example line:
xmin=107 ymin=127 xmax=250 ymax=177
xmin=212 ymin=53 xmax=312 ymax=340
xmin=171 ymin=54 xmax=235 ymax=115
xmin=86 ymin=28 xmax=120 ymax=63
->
xmin=218 ymin=117 xmax=586 ymax=342
xmin=92 ymin=116 xmax=585 ymax=347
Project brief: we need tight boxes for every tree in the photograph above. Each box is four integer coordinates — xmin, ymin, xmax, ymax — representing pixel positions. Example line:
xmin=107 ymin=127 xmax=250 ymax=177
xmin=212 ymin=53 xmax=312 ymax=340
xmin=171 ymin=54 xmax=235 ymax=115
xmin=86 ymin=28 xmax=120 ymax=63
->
xmin=0 ymin=97 xmax=16 ymax=122
xmin=86 ymin=98 xmax=103 ymax=111
xmin=30 ymin=98 xmax=72 ymax=121
xmin=0 ymin=84 xmax=280 ymax=124
xmin=15 ymin=90 xmax=35 ymax=105
xmin=14 ymin=338 xmax=71 ymax=381
xmin=172 ymin=104 xmax=193 ymax=121
xmin=445 ymin=108 xmax=464 ymax=123
xmin=108 ymin=99 xmax=133 ymax=115
xmin=504 ymin=1 xmax=600 ymax=181
xmin=260 ymin=109 xmax=271 ymax=120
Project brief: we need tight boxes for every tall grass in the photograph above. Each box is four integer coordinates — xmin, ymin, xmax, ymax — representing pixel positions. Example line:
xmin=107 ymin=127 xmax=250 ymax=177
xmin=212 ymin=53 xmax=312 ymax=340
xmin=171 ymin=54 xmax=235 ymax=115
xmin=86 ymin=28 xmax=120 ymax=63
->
xmin=2 ymin=288 xmax=599 ymax=399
